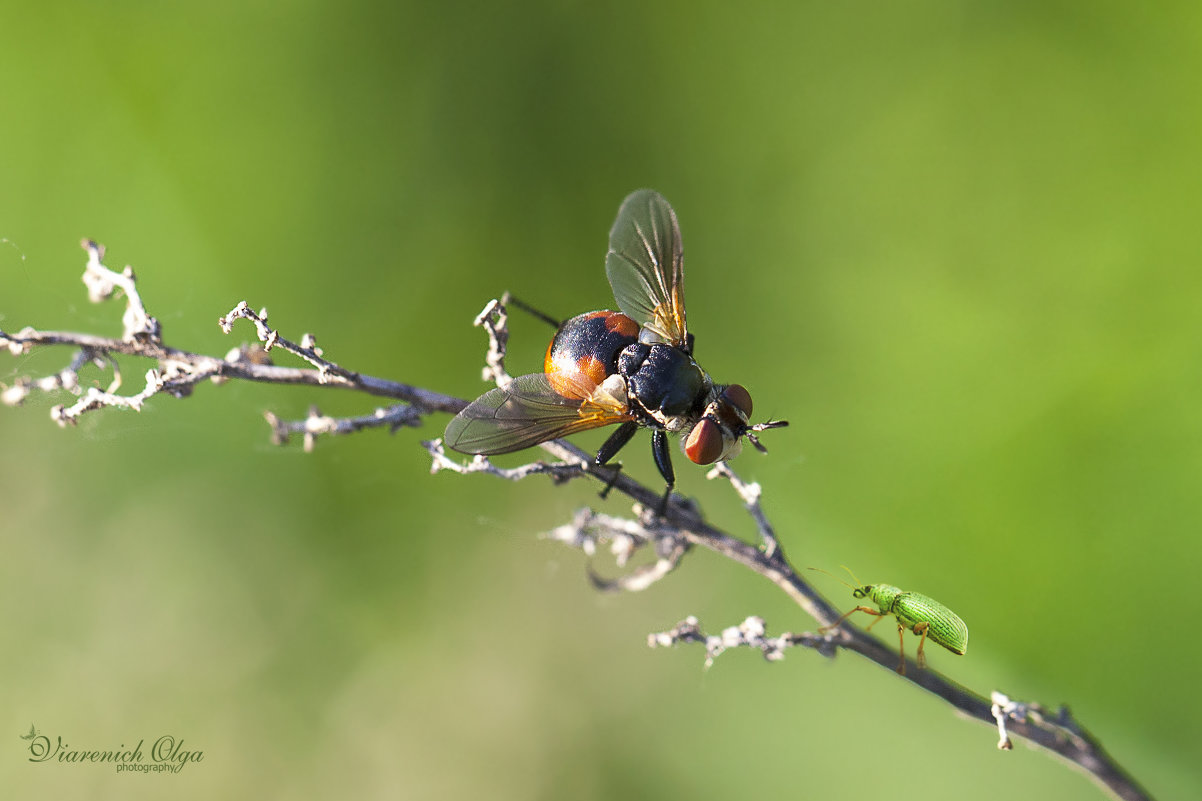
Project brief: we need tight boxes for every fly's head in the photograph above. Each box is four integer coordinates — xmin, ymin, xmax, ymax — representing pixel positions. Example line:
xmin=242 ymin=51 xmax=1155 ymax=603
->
xmin=683 ymin=383 xmax=787 ymax=465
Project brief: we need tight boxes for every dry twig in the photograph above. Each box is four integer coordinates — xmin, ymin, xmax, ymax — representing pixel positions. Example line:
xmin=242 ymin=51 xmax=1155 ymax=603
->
xmin=0 ymin=242 xmax=1153 ymax=801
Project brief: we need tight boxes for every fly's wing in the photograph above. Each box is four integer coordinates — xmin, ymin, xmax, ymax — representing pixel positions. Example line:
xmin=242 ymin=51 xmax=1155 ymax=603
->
xmin=444 ymin=373 xmax=633 ymax=455
xmin=604 ymin=189 xmax=688 ymax=347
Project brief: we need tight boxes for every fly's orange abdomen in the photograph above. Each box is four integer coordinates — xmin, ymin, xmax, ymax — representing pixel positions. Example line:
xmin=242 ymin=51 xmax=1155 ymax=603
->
xmin=544 ymin=311 xmax=638 ymax=398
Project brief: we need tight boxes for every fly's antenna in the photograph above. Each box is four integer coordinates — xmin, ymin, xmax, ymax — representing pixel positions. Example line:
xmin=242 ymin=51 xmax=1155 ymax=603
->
xmin=746 ymin=418 xmax=787 ymax=453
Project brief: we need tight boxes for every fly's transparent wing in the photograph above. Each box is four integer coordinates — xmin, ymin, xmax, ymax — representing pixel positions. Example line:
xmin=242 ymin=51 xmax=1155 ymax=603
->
xmin=604 ymin=189 xmax=687 ymax=346
xmin=444 ymin=373 xmax=632 ymax=455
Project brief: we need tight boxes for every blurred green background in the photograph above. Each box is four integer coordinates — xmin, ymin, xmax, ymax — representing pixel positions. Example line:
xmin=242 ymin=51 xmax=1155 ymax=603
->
xmin=2 ymin=2 xmax=1198 ymax=799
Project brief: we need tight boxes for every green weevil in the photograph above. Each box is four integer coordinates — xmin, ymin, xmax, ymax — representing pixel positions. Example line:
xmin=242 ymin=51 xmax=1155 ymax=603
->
xmin=816 ymin=569 xmax=969 ymax=675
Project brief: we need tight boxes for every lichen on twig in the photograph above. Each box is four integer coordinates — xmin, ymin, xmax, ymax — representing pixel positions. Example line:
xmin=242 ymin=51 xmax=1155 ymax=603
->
xmin=1 ymin=240 xmax=465 ymax=439
xmin=541 ymin=507 xmax=692 ymax=592
xmin=648 ymin=615 xmax=834 ymax=667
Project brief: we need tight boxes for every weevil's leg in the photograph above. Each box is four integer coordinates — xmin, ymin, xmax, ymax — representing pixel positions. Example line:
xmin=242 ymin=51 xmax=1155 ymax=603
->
xmin=501 ymin=292 xmax=562 ymax=329
xmin=896 ymin=624 xmax=907 ymax=675
xmin=818 ymin=606 xmax=881 ymax=635
xmin=864 ymin=610 xmax=888 ymax=631
xmin=913 ymin=622 xmax=930 ymax=670
xmin=650 ymin=429 xmax=676 ymax=514
xmin=684 ymin=332 xmax=696 ymax=356
xmin=595 ymin=422 xmax=639 ymax=499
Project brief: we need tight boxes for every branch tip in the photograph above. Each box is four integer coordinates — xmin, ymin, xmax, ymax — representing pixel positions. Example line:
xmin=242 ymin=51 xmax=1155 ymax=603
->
xmin=707 ymin=462 xmax=781 ymax=559
xmin=473 ymin=296 xmax=514 ymax=389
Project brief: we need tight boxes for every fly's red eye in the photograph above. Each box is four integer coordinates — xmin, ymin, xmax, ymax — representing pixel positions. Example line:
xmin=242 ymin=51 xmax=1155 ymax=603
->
xmin=685 ymin=419 xmax=724 ymax=465
xmin=721 ymin=384 xmax=753 ymax=418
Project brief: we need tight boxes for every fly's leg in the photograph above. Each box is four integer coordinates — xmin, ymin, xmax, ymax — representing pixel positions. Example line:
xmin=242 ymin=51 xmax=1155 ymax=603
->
xmin=501 ymin=292 xmax=562 ymax=329
xmin=595 ymin=421 xmax=639 ymax=499
xmin=651 ymin=429 xmax=675 ymax=515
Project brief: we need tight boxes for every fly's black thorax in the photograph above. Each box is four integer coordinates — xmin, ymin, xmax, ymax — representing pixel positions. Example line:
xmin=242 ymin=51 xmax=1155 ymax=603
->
xmin=618 ymin=342 xmax=709 ymax=429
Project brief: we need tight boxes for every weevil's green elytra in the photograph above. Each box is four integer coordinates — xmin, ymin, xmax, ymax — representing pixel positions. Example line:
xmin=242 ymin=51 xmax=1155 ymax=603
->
xmin=818 ymin=574 xmax=969 ymax=675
